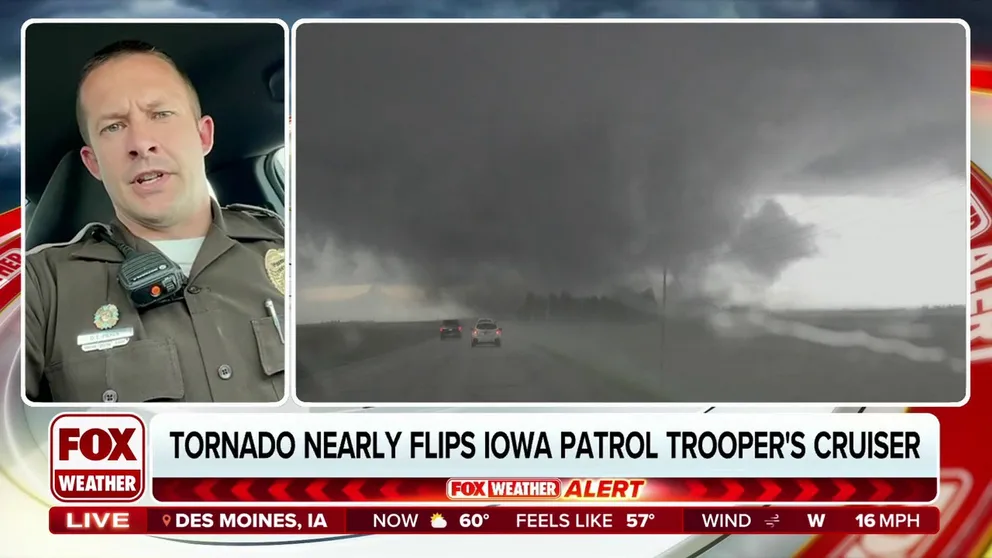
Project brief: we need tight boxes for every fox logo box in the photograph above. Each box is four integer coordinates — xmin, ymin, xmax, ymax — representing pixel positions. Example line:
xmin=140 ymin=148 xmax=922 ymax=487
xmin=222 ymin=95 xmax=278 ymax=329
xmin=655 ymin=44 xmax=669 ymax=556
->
xmin=49 ymin=413 xmax=146 ymax=502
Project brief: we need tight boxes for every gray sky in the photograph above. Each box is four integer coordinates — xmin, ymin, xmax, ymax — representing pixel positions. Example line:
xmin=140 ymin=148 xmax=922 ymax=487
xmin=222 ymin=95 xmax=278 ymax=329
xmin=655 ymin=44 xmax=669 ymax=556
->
xmin=0 ymin=0 xmax=971 ymax=319
xmin=0 ymin=0 xmax=979 ymax=201
xmin=294 ymin=22 xmax=966 ymax=320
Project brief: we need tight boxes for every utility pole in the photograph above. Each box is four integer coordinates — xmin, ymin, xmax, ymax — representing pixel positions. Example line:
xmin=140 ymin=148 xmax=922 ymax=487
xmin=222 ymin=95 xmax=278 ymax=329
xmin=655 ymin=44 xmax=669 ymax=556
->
xmin=659 ymin=266 xmax=668 ymax=371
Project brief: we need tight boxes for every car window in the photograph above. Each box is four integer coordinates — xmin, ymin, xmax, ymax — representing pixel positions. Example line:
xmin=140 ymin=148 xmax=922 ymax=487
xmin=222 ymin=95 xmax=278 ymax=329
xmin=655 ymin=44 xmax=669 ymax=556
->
xmin=442 ymin=320 xmax=460 ymax=326
xmin=478 ymin=323 xmax=497 ymax=330
xmin=272 ymin=146 xmax=286 ymax=186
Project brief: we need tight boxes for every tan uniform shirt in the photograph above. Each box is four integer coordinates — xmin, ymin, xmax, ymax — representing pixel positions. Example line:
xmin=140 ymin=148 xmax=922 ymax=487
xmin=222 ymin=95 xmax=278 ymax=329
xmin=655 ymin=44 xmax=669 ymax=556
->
xmin=25 ymin=201 xmax=286 ymax=403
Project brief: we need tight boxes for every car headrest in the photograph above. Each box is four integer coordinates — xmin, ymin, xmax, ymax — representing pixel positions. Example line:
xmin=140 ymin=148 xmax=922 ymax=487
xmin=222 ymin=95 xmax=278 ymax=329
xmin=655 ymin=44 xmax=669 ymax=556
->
xmin=26 ymin=151 xmax=115 ymax=251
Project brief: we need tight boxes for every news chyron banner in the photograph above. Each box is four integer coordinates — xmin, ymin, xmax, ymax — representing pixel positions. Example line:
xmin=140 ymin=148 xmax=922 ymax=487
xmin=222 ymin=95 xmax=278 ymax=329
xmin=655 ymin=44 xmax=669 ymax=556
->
xmin=47 ymin=411 xmax=940 ymax=536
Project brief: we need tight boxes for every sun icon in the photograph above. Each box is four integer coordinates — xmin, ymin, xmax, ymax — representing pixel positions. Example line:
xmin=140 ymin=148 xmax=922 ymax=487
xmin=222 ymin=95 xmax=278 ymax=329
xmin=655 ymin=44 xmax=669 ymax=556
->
xmin=430 ymin=513 xmax=447 ymax=529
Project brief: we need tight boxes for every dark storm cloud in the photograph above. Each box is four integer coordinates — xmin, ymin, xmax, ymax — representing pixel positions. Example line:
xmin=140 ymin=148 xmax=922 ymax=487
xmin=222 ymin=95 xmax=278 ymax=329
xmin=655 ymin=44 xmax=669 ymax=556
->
xmin=179 ymin=0 xmax=892 ymax=19
xmin=890 ymin=0 xmax=992 ymax=59
xmin=727 ymin=200 xmax=817 ymax=281
xmin=0 ymin=0 xmax=979 ymax=219
xmin=795 ymin=118 xmax=963 ymax=191
xmin=0 ymin=149 xmax=17 ymax=209
xmin=295 ymin=22 xmax=964 ymax=300
xmin=0 ymin=0 xmax=912 ymax=73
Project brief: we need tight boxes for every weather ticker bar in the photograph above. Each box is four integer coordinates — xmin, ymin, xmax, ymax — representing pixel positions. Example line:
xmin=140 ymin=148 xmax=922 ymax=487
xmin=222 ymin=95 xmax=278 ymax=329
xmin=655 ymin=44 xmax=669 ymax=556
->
xmin=49 ymin=506 xmax=938 ymax=536
xmin=151 ymin=476 xmax=938 ymax=504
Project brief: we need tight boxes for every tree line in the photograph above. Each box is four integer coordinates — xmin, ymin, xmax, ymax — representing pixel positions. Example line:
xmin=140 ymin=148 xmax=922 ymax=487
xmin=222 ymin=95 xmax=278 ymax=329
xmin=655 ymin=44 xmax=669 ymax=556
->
xmin=515 ymin=289 xmax=660 ymax=321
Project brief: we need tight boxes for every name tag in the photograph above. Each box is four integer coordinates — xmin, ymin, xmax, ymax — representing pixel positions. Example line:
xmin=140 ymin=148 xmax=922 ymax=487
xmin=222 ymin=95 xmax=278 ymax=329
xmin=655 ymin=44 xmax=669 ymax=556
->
xmin=77 ymin=327 xmax=134 ymax=352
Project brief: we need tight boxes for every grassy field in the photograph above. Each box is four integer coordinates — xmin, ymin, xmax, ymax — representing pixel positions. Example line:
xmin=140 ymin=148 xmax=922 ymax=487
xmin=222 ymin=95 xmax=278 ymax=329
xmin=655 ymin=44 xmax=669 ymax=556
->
xmin=765 ymin=307 xmax=964 ymax=357
xmin=297 ymin=308 xmax=965 ymax=368
xmin=295 ymin=307 xmax=966 ymax=403
xmin=296 ymin=320 xmax=439 ymax=369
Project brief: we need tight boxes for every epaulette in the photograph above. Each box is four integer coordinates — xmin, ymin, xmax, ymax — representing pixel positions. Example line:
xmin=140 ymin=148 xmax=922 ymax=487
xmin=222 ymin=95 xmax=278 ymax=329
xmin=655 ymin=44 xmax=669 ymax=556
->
xmin=25 ymin=222 xmax=109 ymax=256
xmin=223 ymin=203 xmax=284 ymax=224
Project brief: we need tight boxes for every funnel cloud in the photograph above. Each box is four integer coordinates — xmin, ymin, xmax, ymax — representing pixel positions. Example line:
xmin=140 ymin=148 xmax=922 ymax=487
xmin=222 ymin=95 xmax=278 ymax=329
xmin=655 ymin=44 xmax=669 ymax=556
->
xmin=295 ymin=22 xmax=965 ymax=322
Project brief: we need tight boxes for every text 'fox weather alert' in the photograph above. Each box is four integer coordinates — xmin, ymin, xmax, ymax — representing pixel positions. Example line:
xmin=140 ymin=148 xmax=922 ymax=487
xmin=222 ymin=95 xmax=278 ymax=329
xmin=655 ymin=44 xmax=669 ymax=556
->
xmin=49 ymin=413 xmax=146 ymax=502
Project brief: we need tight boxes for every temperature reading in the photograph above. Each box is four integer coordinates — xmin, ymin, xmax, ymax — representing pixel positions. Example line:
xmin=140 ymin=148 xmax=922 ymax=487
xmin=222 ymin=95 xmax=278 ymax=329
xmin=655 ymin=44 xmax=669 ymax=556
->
xmin=459 ymin=513 xmax=491 ymax=528
xmin=856 ymin=513 xmax=876 ymax=529
xmin=626 ymin=513 xmax=655 ymax=528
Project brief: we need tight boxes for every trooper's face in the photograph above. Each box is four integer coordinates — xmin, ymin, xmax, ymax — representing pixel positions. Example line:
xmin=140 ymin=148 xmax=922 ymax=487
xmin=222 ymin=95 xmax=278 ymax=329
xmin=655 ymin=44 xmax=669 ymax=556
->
xmin=79 ymin=53 xmax=214 ymax=230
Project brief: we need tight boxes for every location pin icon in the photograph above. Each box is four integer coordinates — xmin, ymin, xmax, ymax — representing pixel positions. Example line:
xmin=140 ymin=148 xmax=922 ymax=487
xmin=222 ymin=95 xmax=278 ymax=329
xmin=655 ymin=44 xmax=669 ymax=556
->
xmin=162 ymin=514 xmax=172 ymax=527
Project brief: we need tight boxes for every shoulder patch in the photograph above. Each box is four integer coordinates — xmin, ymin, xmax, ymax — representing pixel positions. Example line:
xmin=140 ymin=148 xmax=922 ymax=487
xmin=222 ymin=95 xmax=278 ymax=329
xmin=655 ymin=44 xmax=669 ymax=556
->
xmin=224 ymin=203 xmax=284 ymax=224
xmin=26 ymin=222 xmax=110 ymax=256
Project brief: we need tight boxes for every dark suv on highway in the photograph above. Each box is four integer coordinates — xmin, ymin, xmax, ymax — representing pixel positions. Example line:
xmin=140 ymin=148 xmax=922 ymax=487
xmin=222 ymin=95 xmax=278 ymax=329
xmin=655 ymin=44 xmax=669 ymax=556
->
xmin=440 ymin=319 xmax=462 ymax=340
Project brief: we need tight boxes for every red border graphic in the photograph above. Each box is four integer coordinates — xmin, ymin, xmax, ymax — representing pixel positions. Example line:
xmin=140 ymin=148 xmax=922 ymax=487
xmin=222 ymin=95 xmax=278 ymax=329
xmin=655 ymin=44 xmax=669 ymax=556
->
xmin=974 ymin=190 xmax=990 ymax=240
xmin=795 ymin=77 xmax=992 ymax=557
xmin=0 ymin=207 xmax=20 ymax=314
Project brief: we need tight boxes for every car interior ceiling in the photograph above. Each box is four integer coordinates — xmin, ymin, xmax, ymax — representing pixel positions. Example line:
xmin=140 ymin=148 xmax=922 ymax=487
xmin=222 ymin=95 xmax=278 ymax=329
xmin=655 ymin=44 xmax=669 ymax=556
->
xmin=23 ymin=22 xmax=285 ymax=249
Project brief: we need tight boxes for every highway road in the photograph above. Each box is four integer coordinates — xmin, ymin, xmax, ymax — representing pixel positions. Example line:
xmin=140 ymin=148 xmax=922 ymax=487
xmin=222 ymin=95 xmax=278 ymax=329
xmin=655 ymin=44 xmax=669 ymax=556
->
xmin=297 ymin=331 xmax=658 ymax=403
xmin=295 ymin=313 xmax=967 ymax=404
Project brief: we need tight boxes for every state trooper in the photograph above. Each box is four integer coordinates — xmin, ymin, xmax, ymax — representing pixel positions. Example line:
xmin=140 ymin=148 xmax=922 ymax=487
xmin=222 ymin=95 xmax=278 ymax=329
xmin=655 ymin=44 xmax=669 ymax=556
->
xmin=25 ymin=40 xmax=286 ymax=403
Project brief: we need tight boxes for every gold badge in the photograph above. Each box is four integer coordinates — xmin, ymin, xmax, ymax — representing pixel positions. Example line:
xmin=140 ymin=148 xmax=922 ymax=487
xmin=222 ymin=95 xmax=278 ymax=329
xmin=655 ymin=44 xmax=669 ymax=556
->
xmin=93 ymin=304 xmax=120 ymax=330
xmin=265 ymin=248 xmax=286 ymax=296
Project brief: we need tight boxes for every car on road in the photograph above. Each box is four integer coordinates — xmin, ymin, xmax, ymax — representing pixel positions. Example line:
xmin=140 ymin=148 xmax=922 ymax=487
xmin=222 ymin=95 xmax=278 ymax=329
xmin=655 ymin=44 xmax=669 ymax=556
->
xmin=472 ymin=320 xmax=502 ymax=348
xmin=440 ymin=319 xmax=463 ymax=340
